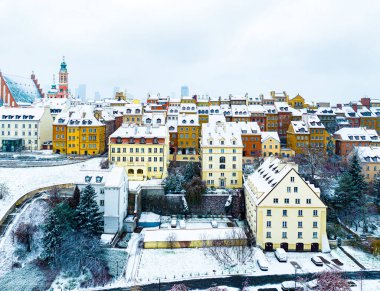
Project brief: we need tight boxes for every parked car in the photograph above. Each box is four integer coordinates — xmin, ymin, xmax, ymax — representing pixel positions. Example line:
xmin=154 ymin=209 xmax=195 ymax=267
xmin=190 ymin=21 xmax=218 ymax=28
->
xmin=347 ymin=280 xmax=358 ymax=287
xmin=179 ymin=220 xmax=186 ymax=229
xmin=275 ymin=248 xmax=288 ymax=262
xmin=257 ymin=256 xmax=269 ymax=271
xmin=346 ymin=234 xmax=354 ymax=240
xmin=171 ymin=219 xmax=177 ymax=228
xmin=281 ymin=281 xmax=304 ymax=291
xmin=211 ymin=220 xmax=218 ymax=228
xmin=311 ymin=256 xmax=323 ymax=266
xmin=305 ymin=279 xmax=319 ymax=290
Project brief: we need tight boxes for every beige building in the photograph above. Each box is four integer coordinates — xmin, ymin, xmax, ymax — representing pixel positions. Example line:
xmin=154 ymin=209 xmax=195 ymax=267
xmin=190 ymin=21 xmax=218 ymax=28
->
xmin=201 ymin=115 xmax=243 ymax=189
xmin=354 ymin=146 xmax=380 ymax=182
xmin=261 ymin=132 xmax=281 ymax=157
xmin=0 ymin=106 xmax=53 ymax=151
xmin=109 ymin=124 xmax=169 ymax=181
xmin=244 ymin=157 xmax=328 ymax=252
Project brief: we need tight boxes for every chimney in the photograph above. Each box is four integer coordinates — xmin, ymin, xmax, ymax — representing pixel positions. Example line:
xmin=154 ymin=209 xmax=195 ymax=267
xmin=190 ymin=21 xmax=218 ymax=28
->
xmin=337 ymin=103 xmax=342 ymax=109
xmin=31 ymin=71 xmax=35 ymax=80
xmin=352 ymin=103 xmax=358 ymax=112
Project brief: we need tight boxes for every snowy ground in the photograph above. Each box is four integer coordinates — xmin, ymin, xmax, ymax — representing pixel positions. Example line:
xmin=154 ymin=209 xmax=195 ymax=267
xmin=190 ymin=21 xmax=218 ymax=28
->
xmin=0 ymin=157 xmax=102 ymax=221
xmin=135 ymin=246 xmax=379 ymax=285
xmin=342 ymin=246 xmax=380 ymax=270
xmin=0 ymin=198 xmax=49 ymax=276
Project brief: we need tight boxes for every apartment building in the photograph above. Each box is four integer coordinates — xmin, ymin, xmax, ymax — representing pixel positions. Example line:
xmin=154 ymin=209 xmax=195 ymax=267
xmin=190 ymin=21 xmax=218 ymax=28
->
xmin=76 ymin=166 xmax=128 ymax=234
xmin=353 ymin=146 xmax=380 ymax=182
xmin=244 ymin=157 xmax=327 ymax=252
xmin=261 ymin=132 xmax=281 ymax=157
xmin=0 ymin=106 xmax=53 ymax=151
xmin=109 ymin=124 xmax=169 ymax=181
xmin=201 ymin=116 xmax=243 ymax=189
xmin=177 ymin=114 xmax=200 ymax=155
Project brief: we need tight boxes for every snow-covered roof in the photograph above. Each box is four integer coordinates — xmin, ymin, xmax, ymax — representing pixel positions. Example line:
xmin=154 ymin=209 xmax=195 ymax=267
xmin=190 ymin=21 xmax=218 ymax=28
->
xmin=166 ymin=120 xmax=178 ymax=132
xmin=55 ymin=105 xmax=104 ymax=127
xmin=316 ymin=107 xmax=336 ymax=116
xmin=357 ymin=108 xmax=376 ymax=118
xmin=110 ymin=124 xmax=167 ymax=139
xmin=178 ymin=114 xmax=199 ymax=126
xmin=291 ymin=121 xmax=309 ymax=134
xmin=123 ymin=104 xmax=143 ymax=115
xmin=355 ymin=146 xmax=380 ymax=163
xmin=2 ymin=74 xmax=43 ymax=104
xmin=342 ymin=106 xmax=359 ymax=118
xmin=143 ymin=227 xmax=246 ymax=242
xmin=0 ymin=107 xmax=46 ymax=121
xmin=179 ymin=103 xmax=197 ymax=113
xmin=334 ymin=127 xmax=379 ymax=142
xmin=370 ymin=107 xmax=380 ymax=116
xmin=302 ymin=115 xmax=325 ymax=128
xmin=201 ymin=118 xmax=242 ymax=147
xmin=261 ymin=131 xmax=280 ymax=143
xmin=231 ymin=105 xmax=250 ymax=117
xmin=263 ymin=105 xmax=277 ymax=114
xmin=236 ymin=122 xmax=261 ymax=135
xmin=245 ymin=157 xmax=298 ymax=202
xmin=274 ymin=102 xmax=291 ymax=112
xmin=143 ymin=112 xmax=166 ymax=125
xmin=248 ymin=105 xmax=265 ymax=114
xmin=76 ymin=166 xmax=126 ymax=188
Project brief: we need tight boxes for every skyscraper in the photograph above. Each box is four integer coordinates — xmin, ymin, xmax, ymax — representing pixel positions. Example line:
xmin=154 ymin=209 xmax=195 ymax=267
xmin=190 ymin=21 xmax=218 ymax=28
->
xmin=181 ymin=85 xmax=189 ymax=97
xmin=77 ymin=84 xmax=86 ymax=101
xmin=94 ymin=91 xmax=101 ymax=100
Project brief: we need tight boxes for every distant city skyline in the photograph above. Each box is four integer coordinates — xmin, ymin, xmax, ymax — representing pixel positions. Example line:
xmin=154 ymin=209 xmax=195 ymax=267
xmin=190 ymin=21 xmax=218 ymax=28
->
xmin=1 ymin=0 xmax=380 ymax=104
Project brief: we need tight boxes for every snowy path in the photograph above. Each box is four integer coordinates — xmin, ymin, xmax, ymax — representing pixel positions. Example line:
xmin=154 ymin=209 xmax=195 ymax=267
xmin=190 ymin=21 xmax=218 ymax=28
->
xmin=0 ymin=157 xmax=102 ymax=221
xmin=125 ymin=233 xmax=143 ymax=285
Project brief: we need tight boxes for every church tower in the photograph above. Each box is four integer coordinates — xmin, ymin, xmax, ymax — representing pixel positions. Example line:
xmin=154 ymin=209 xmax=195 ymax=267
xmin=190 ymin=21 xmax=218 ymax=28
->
xmin=58 ymin=57 xmax=69 ymax=98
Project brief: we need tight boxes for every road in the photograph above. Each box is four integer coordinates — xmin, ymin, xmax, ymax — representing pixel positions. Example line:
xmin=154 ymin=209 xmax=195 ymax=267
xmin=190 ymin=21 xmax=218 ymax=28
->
xmin=103 ymin=270 xmax=380 ymax=291
xmin=125 ymin=233 xmax=143 ymax=285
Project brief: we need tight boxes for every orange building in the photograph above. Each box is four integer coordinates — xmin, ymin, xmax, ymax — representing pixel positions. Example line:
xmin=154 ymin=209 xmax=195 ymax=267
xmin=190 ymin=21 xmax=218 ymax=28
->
xmin=237 ymin=122 xmax=262 ymax=162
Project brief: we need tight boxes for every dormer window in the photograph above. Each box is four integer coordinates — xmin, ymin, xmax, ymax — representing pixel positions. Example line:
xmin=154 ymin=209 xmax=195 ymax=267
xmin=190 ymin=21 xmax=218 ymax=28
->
xmin=146 ymin=118 xmax=152 ymax=124
xmin=129 ymin=137 xmax=135 ymax=144
xmin=96 ymin=176 xmax=103 ymax=183
xmin=169 ymin=126 xmax=174 ymax=131
xmin=85 ymin=176 xmax=92 ymax=183
xmin=157 ymin=118 xmax=162 ymax=124
xmin=153 ymin=137 xmax=158 ymax=144
xmin=116 ymin=136 xmax=122 ymax=144
xmin=140 ymin=137 xmax=146 ymax=144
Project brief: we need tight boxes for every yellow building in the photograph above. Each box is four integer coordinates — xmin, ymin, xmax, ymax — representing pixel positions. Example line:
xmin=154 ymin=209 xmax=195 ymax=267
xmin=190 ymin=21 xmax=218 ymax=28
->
xmin=201 ymin=116 xmax=243 ymax=189
xmin=261 ymin=132 xmax=281 ymax=157
xmin=53 ymin=106 xmax=106 ymax=155
xmin=358 ymin=108 xmax=377 ymax=130
xmin=123 ymin=104 xmax=143 ymax=125
xmin=288 ymin=94 xmax=305 ymax=109
xmin=287 ymin=115 xmax=329 ymax=154
xmin=177 ymin=114 xmax=200 ymax=155
xmin=264 ymin=105 xmax=278 ymax=132
xmin=244 ymin=157 xmax=327 ymax=252
xmin=109 ymin=124 xmax=169 ymax=181
xmin=354 ymin=146 xmax=380 ymax=182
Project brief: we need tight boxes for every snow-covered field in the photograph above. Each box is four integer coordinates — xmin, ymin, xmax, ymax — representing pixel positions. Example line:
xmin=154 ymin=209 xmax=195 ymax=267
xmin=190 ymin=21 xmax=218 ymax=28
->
xmin=0 ymin=157 xmax=102 ymax=221
xmin=342 ymin=246 xmax=380 ymax=270
xmin=135 ymin=246 xmax=378 ymax=284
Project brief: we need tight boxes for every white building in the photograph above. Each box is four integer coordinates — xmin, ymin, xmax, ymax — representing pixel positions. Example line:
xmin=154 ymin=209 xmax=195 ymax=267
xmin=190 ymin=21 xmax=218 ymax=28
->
xmin=0 ymin=106 xmax=53 ymax=151
xmin=76 ymin=166 xmax=129 ymax=234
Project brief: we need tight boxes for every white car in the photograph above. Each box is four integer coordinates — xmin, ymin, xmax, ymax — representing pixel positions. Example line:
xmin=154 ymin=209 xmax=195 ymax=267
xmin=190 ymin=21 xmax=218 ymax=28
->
xmin=275 ymin=248 xmax=288 ymax=262
xmin=281 ymin=281 xmax=304 ymax=291
xmin=171 ymin=219 xmax=177 ymax=228
xmin=311 ymin=256 xmax=323 ymax=266
xmin=179 ymin=220 xmax=186 ymax=229
xmin=211 ymin=220 xmax=218 ymax=228
xmin=257 ymin=256 xmax=269 ymax=271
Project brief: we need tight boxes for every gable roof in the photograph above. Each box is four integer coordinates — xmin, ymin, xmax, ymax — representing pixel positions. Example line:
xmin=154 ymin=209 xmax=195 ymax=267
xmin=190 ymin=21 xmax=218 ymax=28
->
xmin=3 ymin=74 xmax=43 ymax=104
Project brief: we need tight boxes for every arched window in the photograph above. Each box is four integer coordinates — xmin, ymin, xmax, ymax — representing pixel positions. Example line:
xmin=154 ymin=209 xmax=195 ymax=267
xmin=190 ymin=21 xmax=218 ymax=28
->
xmin=128 ymin=169 xmax=134 ymax=174
xmin=137 ymin=169 xmax=143 ymax=174
xmin=157 ymin=118 xmax=162 ymax=124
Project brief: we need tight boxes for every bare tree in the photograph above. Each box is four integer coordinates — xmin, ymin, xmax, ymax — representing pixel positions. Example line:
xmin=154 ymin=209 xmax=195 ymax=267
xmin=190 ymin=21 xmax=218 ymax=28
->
xmin=99 ymin=158 xmax=109 ymax=169
xmin=316 ymin=271 xmax=350 ymax=291
xmin=170 ymin=284 xmax=188 ymax=291
xmin=0 ymin=182 xmax=10 ymax=200
xmin=47 ymin=185 xmax=63 ymax=207
xmin=203 ymin=229 xmax=254 ymax=267
xmin=14 ymin=222 xmax=37 ymax=252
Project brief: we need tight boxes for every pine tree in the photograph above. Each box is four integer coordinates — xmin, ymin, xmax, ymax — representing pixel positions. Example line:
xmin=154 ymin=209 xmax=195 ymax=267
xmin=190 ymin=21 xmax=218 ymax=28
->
xmin=76 ymin=184 xmax=104 ymax=237
xmin=348 ymin=152 xmax=368 ymax=204
xmin=69 ymin=185 xmax=81 ymax=209
xmin=374 ymin=172 xmax=380 ymax=206
xmin=332 ymin=172 xmax=354 ymax=212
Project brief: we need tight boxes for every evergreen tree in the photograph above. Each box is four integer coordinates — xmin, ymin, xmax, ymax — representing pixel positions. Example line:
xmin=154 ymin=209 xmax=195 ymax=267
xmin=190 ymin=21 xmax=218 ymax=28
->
xmin=374 ymin=172 xmax=380 ymax=206
xmin=332 ymin=172 xmax=354 ymax=212
xmin=76 ymin=184 xmax=104 ymax=237
xmin=347 ymin=152 xmax=368 ymax=204
xmin=42 ymin=201 xmax=76 ymax=261
xmin=69 ymin=185 xmax=81 ymax=209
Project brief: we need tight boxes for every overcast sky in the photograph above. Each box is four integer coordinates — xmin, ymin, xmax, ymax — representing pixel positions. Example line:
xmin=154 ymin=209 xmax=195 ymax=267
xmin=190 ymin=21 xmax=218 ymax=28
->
xmin=1 ymin=0 xmax=380 ymax=103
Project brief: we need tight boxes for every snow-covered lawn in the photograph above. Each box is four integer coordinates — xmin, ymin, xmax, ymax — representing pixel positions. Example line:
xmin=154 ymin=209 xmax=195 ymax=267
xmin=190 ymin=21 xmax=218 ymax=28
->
xmin=342 ymin=246 xmax=380 ymax=270
xmin=136 ymin=247 xmax=371 ymax=284
xmin=0 ymin=157 xmax=102 ymax=221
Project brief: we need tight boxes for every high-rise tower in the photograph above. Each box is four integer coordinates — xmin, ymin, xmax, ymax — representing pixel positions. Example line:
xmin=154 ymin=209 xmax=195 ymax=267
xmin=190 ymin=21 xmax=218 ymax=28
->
xmin=57 ymin=57 xmax=69 ymax=98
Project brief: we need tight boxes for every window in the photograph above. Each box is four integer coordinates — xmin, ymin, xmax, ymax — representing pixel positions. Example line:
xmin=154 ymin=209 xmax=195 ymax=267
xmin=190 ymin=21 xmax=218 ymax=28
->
xmin=209 ymin=149 xmax=212 ymax=153
xmin=221 ymin=149 xmax=225 ymax=154
xmin=294 ymin=187 xmax=298 ymax=193
xmin=282 ymin=232 xmax=287 ymax=239
xmin=208 ymin=173 xmax=212 ymax=177
xmin=209 ymin=156 xmax=212 ymax=161
xmin=313 ymin=232 xmax=318 ymax=239
xmin=267 ymin=209 xmax=272 ymax=216
xmin=313 ymin=221 xmax=318 ymax=228
xmin=220 ymin=156 xmax=226 ymax=163
xmin=266 ymin=232 xmax=271 ymax=238
xmin=298 ymin=232 xmax=303 ymax=239
xmin=273 ymin=198 xmax=278 ymax=204
xmin=282 ymin=210 xmax=287 ymax=217
xmin=313 ymin=210 xmax=318 ymax=217
xmin=267 ymin=221 xmax=271 ymax=228
xmin=295 ymin=198 xmax=300 ymax=204
xmin=284 ymin=198 xmax=289 ymax=204
xmin=306 ymin=199 xmax=311 ymax=204
xmin=100 ymin=200 xmax=104 ymax=206
xmin=287 ymin=187 xmax=291 ymax=193
xmin=298 ymin=210 xmax=303 ymax=217
xmin=298 ymin=221 xmax=303 ymax=228
xmin=291 ymin=177 xmax=295 ymax=183
xmin=282 ymin=221 xmax=287 ymax=228
xmin=232 ymin=156 xmax=236 ymax=161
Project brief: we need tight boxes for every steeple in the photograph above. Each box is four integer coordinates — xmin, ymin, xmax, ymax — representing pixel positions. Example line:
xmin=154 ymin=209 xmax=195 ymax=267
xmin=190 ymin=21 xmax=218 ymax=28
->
xmin=60 ymin=56 xmax=67 ymax=72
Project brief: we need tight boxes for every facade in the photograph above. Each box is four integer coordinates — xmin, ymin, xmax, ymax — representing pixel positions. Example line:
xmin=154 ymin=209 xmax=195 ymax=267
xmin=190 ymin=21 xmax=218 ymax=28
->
xmin=76 ymin=166 xmax=128 ymax=234
xmin=122 ymin=104 xmax=143 ymax=125
xmin=53 ymin=106 xmax=106 ymax=155
xmin=0 ymin=72 xmax=44 ymax=107
xmin=288 ymin=94 xmax=305 ymax=109
xmin=0 ymin=106 xmax=53 ymax=151
xmin=275 ymin=102 xmax=292 ymax=144
xmin=237 ymin=121 xmax=262 ymax=162
xmin=109 ymin=124 xmax=169 ymax=181
xmin=177 ymin=114 xmax=200 ymax=155
xmin=354 ymin=146 xmax=380 ymax=182
xmin=244 ymin=157 xmax=327 ymax=252
xmin=201 ymin=116 xmax=243 ymax=189
xmin=261 ymin=132 xmax=281 ymax=157
xmin=333 ymin=127 xmax=380 ymax=156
